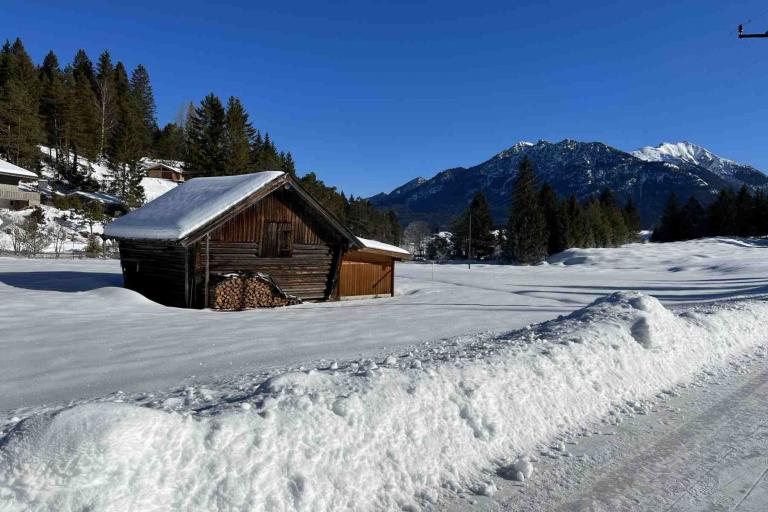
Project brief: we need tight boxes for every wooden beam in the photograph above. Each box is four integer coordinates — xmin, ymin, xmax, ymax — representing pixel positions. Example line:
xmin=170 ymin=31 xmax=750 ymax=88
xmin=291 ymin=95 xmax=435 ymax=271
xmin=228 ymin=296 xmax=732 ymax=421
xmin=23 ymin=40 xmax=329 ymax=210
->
xmin=204 ymin=234 xmax=210 ymax=308
xmin=328 ymin=244 xmax=345 ymax=300
xmin=390 ymin=261 xmax=395 ymax=297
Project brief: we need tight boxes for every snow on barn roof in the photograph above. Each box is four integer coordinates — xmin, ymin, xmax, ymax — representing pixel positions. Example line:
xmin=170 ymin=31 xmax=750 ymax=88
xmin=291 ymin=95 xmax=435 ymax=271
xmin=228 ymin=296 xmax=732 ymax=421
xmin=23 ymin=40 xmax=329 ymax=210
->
xmin=356 ymin=237 xmax=410 ymax=257
xmin=0 ymin=159 xmax=37 ymax=179
xmin=105 ymin=171 xmax=284 ymax=241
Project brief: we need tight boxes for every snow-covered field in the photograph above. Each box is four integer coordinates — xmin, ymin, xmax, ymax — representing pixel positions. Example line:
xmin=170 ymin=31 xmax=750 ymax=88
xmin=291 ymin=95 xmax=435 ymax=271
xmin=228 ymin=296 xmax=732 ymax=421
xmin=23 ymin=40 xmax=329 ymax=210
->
xmin=1 ymin=238 xmax=768 ymax=511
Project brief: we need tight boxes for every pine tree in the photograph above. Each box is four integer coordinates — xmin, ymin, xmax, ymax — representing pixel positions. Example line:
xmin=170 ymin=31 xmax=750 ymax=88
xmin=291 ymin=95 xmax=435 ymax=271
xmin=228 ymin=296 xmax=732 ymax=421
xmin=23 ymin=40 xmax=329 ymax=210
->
xmin=186 ymin=93 xmax=227 ymax=177
xmin=386 ymin=210 xmax=402 ymax=245
xmin=454 ymin=191 xmax=495 ymax=259
xmin=735 ymin=185 xmax=755 ymax=237
xmin=0 ymin=38 xmax=42 ymax=169
xmin=622 ymin=196 xmax=641 ymax=235
xmin=155 ymin=122 xmax=186 ymax=161
xmin=707 ymin=189 xmax=737 ymax=236
xmin=297 ymin=172 xmax=347 ymax=221
xmin=504 ymin=157 xmax=547 ymax=263
xmin=223 ymin=96 xmax=255 ymax=175
xmin=281 ymin=151 xmax=296 ymax=175
xmin=129 ymin=64 xmax=157 ymax=142
xmin=652 ymin=192 xmax=683 ymax=242
xmin=539 ymin=183 xmax=566 ymax=255
xmin=680 ymin=196 xmax=706 ymax=240
xmin=107 ymin=92 xmax=146 ymax=207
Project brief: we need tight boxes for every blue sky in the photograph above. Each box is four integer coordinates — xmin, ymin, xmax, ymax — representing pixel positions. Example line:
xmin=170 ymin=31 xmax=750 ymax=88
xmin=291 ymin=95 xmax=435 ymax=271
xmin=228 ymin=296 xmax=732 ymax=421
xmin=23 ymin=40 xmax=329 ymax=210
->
xmin=4 ymin=0 xmax=768 ymax=196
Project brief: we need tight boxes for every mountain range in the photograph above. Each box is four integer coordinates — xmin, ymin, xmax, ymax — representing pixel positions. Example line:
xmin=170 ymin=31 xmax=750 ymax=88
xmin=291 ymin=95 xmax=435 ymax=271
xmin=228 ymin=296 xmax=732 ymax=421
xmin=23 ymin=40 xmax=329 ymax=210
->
xmin=369 ymin=140 xmax=768 ymax=228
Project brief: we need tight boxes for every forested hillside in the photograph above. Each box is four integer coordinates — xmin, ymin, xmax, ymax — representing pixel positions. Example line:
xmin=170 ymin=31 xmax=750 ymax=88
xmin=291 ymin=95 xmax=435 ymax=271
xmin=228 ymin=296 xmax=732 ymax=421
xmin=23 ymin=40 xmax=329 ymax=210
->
xmin=0 ymin=37 xmax=401 ymax=243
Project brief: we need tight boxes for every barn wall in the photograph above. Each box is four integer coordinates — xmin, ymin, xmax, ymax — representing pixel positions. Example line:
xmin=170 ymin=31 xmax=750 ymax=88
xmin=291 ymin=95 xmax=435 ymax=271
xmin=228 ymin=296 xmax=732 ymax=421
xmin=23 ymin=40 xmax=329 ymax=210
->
xmin=338 ymin=250 xmax=395 ymax=297
xmin=118 ymin=241 xmax=190 ymax=307
xmin=194 ymin=188 xmax=343 ymax=302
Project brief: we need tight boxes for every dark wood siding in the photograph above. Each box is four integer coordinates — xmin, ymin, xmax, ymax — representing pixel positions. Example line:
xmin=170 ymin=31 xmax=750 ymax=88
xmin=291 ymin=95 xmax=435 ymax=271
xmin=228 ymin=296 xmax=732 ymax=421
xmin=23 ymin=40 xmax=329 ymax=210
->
xmin=193 ymin=187 xmax=344 ymax=302
xmin=338 ymin=250 xmax=395 ymax=297
xmin=118 ymin=241 xmax=190 ymax=307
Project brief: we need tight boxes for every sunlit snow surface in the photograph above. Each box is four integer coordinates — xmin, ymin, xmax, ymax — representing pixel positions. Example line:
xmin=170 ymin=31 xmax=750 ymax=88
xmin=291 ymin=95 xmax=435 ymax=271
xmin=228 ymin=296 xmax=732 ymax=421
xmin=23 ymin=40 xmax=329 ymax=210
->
xmin=1 ymin=238 xmax=768 ymax=511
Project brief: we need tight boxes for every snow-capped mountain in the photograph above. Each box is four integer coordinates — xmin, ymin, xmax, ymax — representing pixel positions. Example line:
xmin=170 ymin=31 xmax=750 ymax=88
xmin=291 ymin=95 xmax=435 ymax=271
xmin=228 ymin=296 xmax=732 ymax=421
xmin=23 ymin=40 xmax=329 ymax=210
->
xmin=370 ymin=139 xmax=765 ymax=227
xmin=631 ymin=142 xmax=768 ymax=188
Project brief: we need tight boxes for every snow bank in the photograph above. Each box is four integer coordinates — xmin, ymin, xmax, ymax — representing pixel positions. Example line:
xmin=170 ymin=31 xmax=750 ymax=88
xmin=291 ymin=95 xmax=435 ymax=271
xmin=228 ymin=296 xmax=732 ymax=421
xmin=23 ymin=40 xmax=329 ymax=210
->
xmin=2 ymin=292 xmax=768 ymax=511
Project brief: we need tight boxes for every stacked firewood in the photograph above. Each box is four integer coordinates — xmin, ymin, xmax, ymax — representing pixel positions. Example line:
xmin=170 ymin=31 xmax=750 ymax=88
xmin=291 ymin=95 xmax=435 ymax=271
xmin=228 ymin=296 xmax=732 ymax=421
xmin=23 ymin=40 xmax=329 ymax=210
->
xmin=211 ymin=273 xmax=301 ymax=310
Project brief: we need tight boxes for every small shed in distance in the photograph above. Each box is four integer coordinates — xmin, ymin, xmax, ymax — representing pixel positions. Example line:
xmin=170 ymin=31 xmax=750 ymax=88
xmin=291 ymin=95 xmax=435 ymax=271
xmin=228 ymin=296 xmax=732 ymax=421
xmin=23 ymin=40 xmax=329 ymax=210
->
xmin=142 ymin=160 xmax=185 ymax=183
xmin=340 ymin=237 xmax=410 ymax=298
xmin=104 ymin=171 xmax=409 ymax=308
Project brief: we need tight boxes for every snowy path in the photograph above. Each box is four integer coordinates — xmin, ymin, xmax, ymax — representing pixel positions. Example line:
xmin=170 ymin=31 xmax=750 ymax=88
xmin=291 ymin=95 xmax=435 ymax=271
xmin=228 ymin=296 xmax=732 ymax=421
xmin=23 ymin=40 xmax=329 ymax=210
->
xmin=2 ymin=238 xmax=768 ymax=411
xmin=446 ymin=352 xmax=768 ymax=512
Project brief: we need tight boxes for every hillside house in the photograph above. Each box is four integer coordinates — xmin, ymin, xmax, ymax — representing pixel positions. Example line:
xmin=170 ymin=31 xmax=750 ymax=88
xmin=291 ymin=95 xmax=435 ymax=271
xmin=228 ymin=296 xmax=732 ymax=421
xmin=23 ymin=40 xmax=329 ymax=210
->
xmin=142 ymin=161 xmax=185 ymax=183
xmin=0 ymin=159 xmax=41 ymax=210
xmin=104 ymin=172 xmax=409 ymax=308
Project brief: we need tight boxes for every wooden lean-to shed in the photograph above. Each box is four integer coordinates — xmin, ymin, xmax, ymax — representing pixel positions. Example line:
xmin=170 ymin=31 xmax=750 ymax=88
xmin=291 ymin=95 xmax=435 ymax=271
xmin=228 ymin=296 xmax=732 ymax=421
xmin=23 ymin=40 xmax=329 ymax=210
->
xmin=339 ymin=237 xmax=411 ymax=298
xmin=104 ymin=171 xmax=364 ymax=308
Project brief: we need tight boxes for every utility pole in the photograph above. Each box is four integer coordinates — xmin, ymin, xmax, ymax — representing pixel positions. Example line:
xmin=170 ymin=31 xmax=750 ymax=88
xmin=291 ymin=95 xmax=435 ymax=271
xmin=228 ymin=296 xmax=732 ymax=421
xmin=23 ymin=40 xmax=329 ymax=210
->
xmin=738 ymin=24 xmax=768 ymax=38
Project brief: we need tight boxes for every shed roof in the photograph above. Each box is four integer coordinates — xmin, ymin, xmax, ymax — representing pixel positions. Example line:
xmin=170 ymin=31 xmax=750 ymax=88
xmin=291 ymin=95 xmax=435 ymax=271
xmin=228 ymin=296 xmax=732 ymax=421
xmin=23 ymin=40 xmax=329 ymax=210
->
xmin=104 ymin=172 xmax=362 ymax=248
xmin=142 ymin=160 xmax=185 ymax=174
xmin=105 ymin=172 xmax=284 ymax=241
xmin=356 ymin=237 xmax=411 ymax=260
xmin=0 ymin=159 xmax=37 ymax=179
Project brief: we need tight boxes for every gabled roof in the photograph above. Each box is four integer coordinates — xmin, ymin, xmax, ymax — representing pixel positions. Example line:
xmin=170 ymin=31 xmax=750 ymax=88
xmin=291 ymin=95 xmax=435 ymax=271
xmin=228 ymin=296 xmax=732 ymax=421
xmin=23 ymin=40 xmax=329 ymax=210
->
xmin=104 ymin=172 xmax=361 ymax=248
xmin=0 ymin=159 xmax=37 ymax=179
xmin=356 ymin=237 xmax=411 ymax=260
xmin=141 ymin=159 xmax=185 ymax=174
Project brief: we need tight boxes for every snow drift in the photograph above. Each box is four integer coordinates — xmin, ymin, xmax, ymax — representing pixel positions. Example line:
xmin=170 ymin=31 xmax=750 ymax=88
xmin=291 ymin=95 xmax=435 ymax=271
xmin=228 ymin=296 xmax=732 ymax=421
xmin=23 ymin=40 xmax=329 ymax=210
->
xmin=2 ymin=292 xmax=767 ymax=511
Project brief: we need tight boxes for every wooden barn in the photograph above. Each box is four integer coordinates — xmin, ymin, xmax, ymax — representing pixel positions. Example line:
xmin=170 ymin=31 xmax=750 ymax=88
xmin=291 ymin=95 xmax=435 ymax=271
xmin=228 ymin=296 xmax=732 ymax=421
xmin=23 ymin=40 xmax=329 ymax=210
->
xmin=104 ymin=171 xmax=409 ymax=308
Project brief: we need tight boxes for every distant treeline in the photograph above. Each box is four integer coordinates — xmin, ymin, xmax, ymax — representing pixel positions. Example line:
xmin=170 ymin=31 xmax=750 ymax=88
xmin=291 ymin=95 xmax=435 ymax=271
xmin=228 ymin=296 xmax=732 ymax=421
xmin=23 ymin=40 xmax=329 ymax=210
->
xmin=653 ymin=186 xmax=768 ymax=242
xmin=424 ymin=157 xmax=640 ymax=264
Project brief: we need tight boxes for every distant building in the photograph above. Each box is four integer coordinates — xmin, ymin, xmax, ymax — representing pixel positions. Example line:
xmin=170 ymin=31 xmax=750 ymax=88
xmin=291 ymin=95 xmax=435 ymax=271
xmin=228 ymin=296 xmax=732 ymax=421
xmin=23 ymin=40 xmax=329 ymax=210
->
xmin=142 ymin=160 xmax=185 ymax=183
xmin=104 ymin=172 xmax=410 ymax=308
xmin=0 ymin=159 xmax=40 ymax=210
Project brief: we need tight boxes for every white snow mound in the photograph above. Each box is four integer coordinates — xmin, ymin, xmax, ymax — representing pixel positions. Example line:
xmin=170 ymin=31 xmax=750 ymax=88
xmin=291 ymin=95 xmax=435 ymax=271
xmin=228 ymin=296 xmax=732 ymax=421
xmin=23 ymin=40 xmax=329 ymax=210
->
xmin=2 ymin=291 xmax=768 ymax=511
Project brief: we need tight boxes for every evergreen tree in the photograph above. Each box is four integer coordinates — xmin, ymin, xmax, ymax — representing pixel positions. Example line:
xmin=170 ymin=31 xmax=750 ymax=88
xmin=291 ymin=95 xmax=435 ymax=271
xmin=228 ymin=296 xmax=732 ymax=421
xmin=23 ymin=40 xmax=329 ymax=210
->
xmin=0 ymin=39 xmax=42 ymax=169
xmin=679 ymin=196 xmax=706 ymax=240
xmin=504 ymin=157 xmax=547 ymax=263
xmin=223 ymin=96 xmax=255 ymax=175
xmin=155 ymin=122 xmax=186 ymax=161
xmin=652 ymin=192 xmax=683 ymax=242
xmin=129 ymin=64 xmax=158 ymax=141
xmin=186 ymin=93 xmax=227 ymax=177
xmin=297 ymin=172 xmax=348 ymax=221
xmin=539 ymin=183 xmax=566 ymax=255
xmin=707 ymin=189 xmax=738 ymax=236
xmin=386 ymin=210 xmax=402 ymax=246
xmin=452 ymin=191 xmax=495 ymax=259
xmin=735 ymin=185 xmax=755 ymax=237
xmin=622 ymin=196 xmax=641 ymax=234
xmin=281 ymin=151 xmax=296 ymax=175
xmin=107 ymin=91 xmax=146 ymax=207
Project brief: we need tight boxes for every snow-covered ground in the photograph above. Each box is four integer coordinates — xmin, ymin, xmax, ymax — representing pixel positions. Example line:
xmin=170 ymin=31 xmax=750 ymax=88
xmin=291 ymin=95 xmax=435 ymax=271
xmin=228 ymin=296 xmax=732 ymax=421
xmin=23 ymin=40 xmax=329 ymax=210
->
xmin=1 ymin=238 xmax=768 ymax=511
